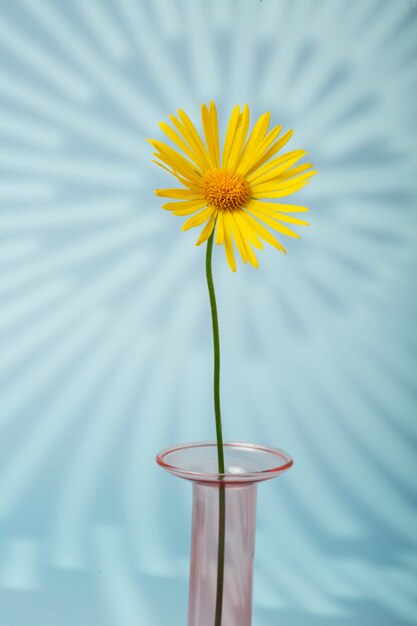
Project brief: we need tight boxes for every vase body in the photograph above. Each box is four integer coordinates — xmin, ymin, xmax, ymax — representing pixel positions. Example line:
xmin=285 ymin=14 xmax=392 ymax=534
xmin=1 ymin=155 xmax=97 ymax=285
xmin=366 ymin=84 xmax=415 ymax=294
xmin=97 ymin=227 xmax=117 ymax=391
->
xmin=189 ymin=480 xmax=256 ymax=626
xmin=156 ymin=442 xmax=293 ymax=626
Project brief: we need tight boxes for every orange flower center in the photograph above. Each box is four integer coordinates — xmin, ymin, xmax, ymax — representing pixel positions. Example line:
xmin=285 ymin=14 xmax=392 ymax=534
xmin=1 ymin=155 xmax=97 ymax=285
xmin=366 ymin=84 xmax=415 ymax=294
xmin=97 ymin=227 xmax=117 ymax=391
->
xmin=201 ymin=168 xmax=250 ymax=212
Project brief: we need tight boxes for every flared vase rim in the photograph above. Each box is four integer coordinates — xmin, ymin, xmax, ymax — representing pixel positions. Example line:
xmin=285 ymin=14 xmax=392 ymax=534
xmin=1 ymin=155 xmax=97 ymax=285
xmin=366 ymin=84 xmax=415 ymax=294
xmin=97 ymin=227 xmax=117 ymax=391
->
xmin=156 ymin=440 xmax=293 ymax=484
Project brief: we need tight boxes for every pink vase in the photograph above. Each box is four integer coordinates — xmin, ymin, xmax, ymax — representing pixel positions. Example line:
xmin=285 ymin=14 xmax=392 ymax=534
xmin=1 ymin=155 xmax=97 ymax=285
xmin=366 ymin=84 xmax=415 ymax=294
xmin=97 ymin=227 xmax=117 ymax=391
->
xmin=156 ymin=441 xmax=293 ymax=626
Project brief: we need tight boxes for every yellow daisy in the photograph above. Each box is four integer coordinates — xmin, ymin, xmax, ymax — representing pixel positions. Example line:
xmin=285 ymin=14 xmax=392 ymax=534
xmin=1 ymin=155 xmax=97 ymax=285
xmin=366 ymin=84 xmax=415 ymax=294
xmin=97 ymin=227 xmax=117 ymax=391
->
xmin=149 ymin=102 xmax=316 ymax=272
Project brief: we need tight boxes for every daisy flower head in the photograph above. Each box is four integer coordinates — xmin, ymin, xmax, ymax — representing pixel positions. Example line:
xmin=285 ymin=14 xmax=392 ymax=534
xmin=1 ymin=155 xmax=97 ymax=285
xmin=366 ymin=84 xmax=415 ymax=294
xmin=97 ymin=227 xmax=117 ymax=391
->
xmin=149 ymin=102 xmax=316 ymax=272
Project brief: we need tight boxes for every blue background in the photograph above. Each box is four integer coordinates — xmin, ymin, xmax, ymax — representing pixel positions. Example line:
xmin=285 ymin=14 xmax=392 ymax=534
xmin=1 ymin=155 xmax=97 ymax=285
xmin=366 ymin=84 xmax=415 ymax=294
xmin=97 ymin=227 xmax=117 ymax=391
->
xmin=0 ymin=0 xmax=416 ymax=624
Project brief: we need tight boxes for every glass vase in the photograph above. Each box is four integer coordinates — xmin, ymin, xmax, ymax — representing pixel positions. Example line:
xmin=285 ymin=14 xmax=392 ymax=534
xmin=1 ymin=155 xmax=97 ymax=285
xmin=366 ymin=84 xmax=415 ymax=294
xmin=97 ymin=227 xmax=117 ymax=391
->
xmin=156 ymin=441 xmax=293 ymax=626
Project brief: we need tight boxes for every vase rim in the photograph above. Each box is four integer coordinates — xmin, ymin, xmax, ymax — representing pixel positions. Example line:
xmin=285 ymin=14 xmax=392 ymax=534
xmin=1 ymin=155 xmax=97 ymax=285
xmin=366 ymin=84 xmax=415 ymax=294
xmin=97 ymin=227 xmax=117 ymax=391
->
xmin=156 ymin=440 xmax=293 ymax=484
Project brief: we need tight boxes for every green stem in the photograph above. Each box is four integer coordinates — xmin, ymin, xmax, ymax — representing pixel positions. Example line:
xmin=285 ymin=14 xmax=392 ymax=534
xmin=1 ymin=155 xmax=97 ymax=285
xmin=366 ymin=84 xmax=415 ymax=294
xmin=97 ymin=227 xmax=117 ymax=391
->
xmin=206 ymin=228 xmax=226 ymax=626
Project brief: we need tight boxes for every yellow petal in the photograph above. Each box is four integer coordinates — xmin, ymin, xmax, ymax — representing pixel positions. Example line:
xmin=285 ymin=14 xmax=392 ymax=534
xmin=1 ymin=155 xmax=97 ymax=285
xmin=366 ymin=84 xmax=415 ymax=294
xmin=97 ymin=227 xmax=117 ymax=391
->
xmin=152 ymin=159 xmax=197 ymax=189
xmin=236 ymin=213 xmax=264 ymax=250
xmin=271 ymin=213 xmax=309 ymax=226
xmin=159 ymin=121 xmax=207 ymax=171
xmin=235 ymin=112 xmax=271 ymax=173
xmin=222 ymin=105 xmax=241 ymax=168
xmin=240 ymin=211 xmax=287 ymax=253
xmin=195 ymin=212 xmax=217 ymax=246
xmin=201 ymin=102 xmax=220 ymax=168
xmin=242 ymin=240 xmax=258 ymax=267
xmin=210 ymin=101 xmax=220 ymax=168
xmin=231 ymin=213 xmax=259 ymax=267
xmin=248 ymin=200 xmax=309 ymax=213
xmin=169 ymin=114 xmax=212 ymax=171
xmin=227 ymin=104 xmax=250 ymax=171
xmin=152 ymin=160 xmax=175 ymax=176
xmin=155 ymin=188 xmax=200 ymax=199
xmin=149 ymin=140 xmax=202 ymax=183
xmin=245 ymin=242 xmax=259 ymax=267
xmin=248 ymin=150 xmax=307 ymax=185
xmin=152 ymin=152 xmax=196 ymax=185
xmin=163 ymin=199 xmax=205 ymax=211
xmin=223 ymin=213 xmax=237 ymax=272
xmin=172 ymin=202 xmax=207 ymax=216
xmin=244 ymin=129 xmax=294 ymax=177
xmin=177 ymin=109 xmax=212 ymax=170
xmin=229 ymin=212 xmax=247 ymax=263
xmin=152 ymin=158 xmax=200 ymax=190
xmin=247 ymin=201 xmax=309 ymax=225
xmin=173 ymin=208 xmax=207 ymax=217
xmin=181 ymin=205 xmax=214 ymax=231
xmin=251 ymin=185 xmax=311 ymax=199
xmin=277 ymin=163 xmax=314 ymax=182
xmin=252 ymin=163 xmax=315 ymax=189
xmin=248 ymin=207 xmax=301 ymax=239
xmin=251 ymin=170 xmax=317 ymax=197
xmin=237 ymin=124 xmax=282 ymax=176
xmin=215 ymin=211 xmax=225 ymax=245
